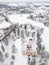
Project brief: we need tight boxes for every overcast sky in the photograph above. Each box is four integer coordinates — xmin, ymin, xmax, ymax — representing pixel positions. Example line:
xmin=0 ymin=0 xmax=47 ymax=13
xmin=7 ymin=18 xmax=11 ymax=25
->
xmin=0 ymin=0 xmax=49 ymax=2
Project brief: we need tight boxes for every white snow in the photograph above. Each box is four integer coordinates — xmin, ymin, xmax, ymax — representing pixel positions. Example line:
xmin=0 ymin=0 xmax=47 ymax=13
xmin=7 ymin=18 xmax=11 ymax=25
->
xmin=4 ymin=13 xmax=49 ymax=65
xmin=0 ymin=21 xmax=11 ymax=29
xmin=7 ymin=13 xmax=49 ymax=52
xmin=0 ymin=12 xmax=49 ymax=65
xmin=14 ymin=39 xmax=28 ymax=65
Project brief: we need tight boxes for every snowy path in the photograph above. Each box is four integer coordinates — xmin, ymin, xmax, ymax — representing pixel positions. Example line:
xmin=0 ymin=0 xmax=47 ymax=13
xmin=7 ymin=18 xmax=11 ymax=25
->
xmin=14 ymin=39 xmax=28 ymax=65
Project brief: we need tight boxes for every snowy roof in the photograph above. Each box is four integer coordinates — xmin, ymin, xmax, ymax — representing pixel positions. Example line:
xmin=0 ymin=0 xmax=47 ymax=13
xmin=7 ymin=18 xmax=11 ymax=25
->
xmin=0 ymin=13 xmax=13 ymax=40
xmin=0 ymin=13 xmax=12 ymax=29
xmin=0 ymin=21 xmax=11 ymax=29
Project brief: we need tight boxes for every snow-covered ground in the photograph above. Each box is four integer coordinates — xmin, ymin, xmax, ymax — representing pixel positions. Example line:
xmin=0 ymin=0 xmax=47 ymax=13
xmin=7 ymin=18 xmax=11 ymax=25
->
xmin=8 ymin=13 xmax=49 ymax=52
xmin=3 ymin=13 xmax=49 ymax=65
xmin=0 ymin=6 xmax=49 ymax=64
